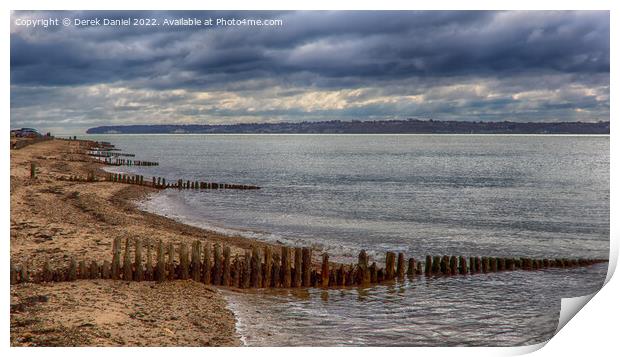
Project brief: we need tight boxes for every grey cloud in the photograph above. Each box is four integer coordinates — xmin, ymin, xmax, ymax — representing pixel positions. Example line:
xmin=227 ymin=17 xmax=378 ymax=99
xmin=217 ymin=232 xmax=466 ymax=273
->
xmin=10 ymin=10 xmax=610 ymax=133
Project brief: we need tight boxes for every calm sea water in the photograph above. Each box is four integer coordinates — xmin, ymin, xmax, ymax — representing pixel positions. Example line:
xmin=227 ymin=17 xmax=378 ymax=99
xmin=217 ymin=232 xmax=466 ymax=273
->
xmin=86 ymin=134 xmax=609 ymax=346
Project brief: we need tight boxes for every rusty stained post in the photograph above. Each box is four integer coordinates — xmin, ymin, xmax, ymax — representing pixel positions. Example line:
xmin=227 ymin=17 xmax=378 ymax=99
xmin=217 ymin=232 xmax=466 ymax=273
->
xmin=202 ymin=243 xmax=212 ymax=285
xmin=385 ymin=252 xmax=396 ymax=280
xmin=293 ymin=247 xmax=302 ymax=288
xmin=281 ymin=246 xmax=291 ymax=288
xmin=223 ymin=245 xmax=231 ymax=286
xmin=264 ymin=246 xmax=273 ymax=288
xmin=242 ymin=251 xmax=251 ymax=289
xmin=321 ymin=253 xmax=329 ymax=288
xmin=358 ymin=250 xmax=371 ymax=285
xmin=301 ymin=247 xmax=312 ymax=287
xmin=407 ymin=258 xmax=416 ymax=277
xmin=396 ymin=252 xmax=406 ymax=280
xmin=251 ymin=246 xmax=262 ymax=288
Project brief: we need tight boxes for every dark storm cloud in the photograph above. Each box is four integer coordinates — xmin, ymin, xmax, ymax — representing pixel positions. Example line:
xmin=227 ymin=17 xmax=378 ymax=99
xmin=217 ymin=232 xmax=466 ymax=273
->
xmin=10 ymin=10 xmax=610 ymax=132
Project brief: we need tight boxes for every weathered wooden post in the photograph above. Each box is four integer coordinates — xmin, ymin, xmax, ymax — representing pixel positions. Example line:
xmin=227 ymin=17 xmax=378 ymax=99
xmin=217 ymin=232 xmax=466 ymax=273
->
xmin=333 ymin=264 xmax=341 ymax=286
xmin=475 ymin=257 xmax=482 ymax=273
xmin=480 ymin=257 xmax=487 ymax=273
xmin=191 ymin=240 xmax=203 ymax=281
xmin=155 ymin=240 xmax=165 ymax=282
xmin=293 ymin=247 xmax=303 ymax=288
xmin=179 ymin=242 xmax=189 ymax=279
xmin=167 ymin=242 xmax=175 ymax=280
xmin=358 ymin=250 xmax=371 ymax=284
xmin=30 ymin=162 xmax=37 ymax=178
xmin=123 ymin=238 xmax=132 ymax=281
xmin=232 ymin=255 xmax=241 ymax=288
xmin=20 ymin=263 xmax=30 ymax=283
xmin=396 ymin=252 xmax=406 ymax=280
xmin=10 ymin=264 xmax=17 ymax=285
xmin=145 ymin=238 xmax=153 ymax=280
xmin=243 ymin=251 xmax=251 ymax=288
xmin=385 ymin=252 xmax=396 ymax=280
xmin=370 ymin=262 xmax=378 ymax=283
xmin=213 ymin=244 xmax=223 ymax=285
xmin=251 ymin=247 xmax=261 ymax=288
xmin=450 ymin=256 xmax=458 ymax=275
xmin=407 ymin=258 xmax=416 ymax=277
xmin=490 ymin=257 xmax=498 ymax=272
xmin=498 ymin=257 xmax=506 ymax=271
xmin=459 ymin=256 xmax=468 ymax=274
xmin=68 ymin=257 xmax=77 ymax=281
xmin=102 ymin=261 xmax=111 ymax=279
xmin=90 ymin=261 xmax=100 ymax=279
xmin=203 ymin=244 xmax=212 ymax=284
xmin=321 ymin=253 xmax=329 ymax=288
xmin=281 ymin=246 xmax=292 ymax=288
xmin=111 ymin=237 xmax=121 ymax=279
xmin=42 ymin=261 xmax=52 ymax=282
xmin=134 ymin=239 xmax=144 ymax=281
xmin=301 ymin=247 xmax=312 ymax=287
xmin=432 ymin=256 xmax=441 ymax=274
xmin=506 ymin=258 xmax=515 ymax=271
xmin=271 ymin=253 xmax=281 ymax=288
xmin=223 ymin=245 xmax=231 ymax=286
xmin=79 ymin=260 xmax=87 ymax=279
xmin=441 ymin=255 xmax=450 ymax=274
xmin=425 ymin=255 xmax=432 ymax=275
xmin=264 ymin=246 xmax=273 ymax=288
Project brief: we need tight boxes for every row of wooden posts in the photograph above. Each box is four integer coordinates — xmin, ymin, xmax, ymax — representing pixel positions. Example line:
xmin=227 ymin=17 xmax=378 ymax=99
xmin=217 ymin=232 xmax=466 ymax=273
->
xmin=88 ymin=150 xmax=136 ymax=158
xmin=98 ymin=157 xmax=159 ymax=166
xmin=106 ymin=172 xmax=261 ymax=190
xmin=59 ymin=172 xmax=98 ymax=182
xmin=10 ymin=238 xmax=607 ymax=287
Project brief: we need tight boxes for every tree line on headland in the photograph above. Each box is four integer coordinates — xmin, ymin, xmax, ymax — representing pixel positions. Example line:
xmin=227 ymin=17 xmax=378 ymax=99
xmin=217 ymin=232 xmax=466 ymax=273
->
xmin=86 ymin=119 xmax=610 ymax=135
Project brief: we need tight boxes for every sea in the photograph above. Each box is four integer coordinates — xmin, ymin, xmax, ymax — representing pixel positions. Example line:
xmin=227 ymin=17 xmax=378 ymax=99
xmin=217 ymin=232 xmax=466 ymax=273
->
xmin=84 ymin=134 xmax=609 ymax=346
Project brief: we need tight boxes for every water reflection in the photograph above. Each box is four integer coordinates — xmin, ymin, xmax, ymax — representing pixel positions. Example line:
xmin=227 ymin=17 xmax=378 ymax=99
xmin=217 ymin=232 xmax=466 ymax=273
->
xmin=223 ymin=264 xmax=607 ymax=346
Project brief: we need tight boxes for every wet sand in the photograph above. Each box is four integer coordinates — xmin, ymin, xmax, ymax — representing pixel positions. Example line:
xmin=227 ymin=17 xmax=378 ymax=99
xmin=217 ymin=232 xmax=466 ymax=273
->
xmin=10 ymin=138 xmax=281 ymax=346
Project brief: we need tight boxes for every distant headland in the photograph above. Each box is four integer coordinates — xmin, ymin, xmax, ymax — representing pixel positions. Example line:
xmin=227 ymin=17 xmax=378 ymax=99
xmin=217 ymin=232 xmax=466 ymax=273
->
xmin=86 ymin=119 xmax=610 ymax=135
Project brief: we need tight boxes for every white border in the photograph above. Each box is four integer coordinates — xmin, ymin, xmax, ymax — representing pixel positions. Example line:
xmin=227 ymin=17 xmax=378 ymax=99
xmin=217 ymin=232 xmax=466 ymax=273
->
xmin=4 ymin=1 xmax=617 ymax=356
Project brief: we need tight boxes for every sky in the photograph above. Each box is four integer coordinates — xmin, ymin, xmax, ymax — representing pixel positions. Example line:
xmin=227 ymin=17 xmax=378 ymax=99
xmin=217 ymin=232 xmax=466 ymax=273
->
xmin=10 ymin=10 xmax=610 ymax=134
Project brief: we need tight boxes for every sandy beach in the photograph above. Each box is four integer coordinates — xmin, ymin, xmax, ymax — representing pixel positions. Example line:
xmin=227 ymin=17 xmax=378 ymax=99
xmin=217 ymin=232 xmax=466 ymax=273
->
xmin=10 ymin=138 xmax=281 ymax=346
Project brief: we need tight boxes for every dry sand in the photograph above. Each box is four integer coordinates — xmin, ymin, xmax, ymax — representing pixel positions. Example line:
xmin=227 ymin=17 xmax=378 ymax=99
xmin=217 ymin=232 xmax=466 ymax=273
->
xmin=10 ymin=138 xmax=283 ymax=346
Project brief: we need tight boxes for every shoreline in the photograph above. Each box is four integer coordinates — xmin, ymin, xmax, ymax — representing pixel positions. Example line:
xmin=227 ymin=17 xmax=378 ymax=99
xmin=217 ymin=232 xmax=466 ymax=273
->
xmin=10 ymin=138 xmax=286 ymax=346
xmin=10 ymin=137 xmax=610 ymax=347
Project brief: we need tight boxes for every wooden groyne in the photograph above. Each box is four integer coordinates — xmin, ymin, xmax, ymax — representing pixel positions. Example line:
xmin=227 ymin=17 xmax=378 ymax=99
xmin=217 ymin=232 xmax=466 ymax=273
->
xmin=10 ymin=238 xmax=607 ymax=289
xmin=54 ymin=172 xmax=261 ymax=190
xmin=88 ymin=150 xmax=136 ymax=157
xmin=106 ymin=172 xmax=260 ymax=190
xmin=96 ymin=157 xmax=159 ymax=166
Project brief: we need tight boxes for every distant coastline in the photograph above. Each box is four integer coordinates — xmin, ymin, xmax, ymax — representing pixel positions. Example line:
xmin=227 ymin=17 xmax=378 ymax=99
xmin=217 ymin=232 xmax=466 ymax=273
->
xmin=86 ymin=119 xmax=610 ymax=135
